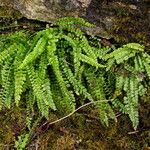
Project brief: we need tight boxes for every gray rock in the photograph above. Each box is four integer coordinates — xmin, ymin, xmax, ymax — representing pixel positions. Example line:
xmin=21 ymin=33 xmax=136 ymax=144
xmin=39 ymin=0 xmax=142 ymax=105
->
xmin=0 ymin=0 xmax=150 ymax=44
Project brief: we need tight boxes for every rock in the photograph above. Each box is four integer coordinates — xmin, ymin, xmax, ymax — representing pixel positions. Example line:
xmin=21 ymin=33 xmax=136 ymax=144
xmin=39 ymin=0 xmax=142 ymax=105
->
xmin=0 ymin=0 xmax=150 ymax=46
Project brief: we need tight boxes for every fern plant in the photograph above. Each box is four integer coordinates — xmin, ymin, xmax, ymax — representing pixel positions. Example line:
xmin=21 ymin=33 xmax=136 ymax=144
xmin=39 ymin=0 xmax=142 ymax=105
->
xmin=0 ymin=17 xmax=149 ymax=131
xmin=0 ymin=17 xmax=103 ymax=118
xmin=103 ymin=43 xmax=149 ymax=129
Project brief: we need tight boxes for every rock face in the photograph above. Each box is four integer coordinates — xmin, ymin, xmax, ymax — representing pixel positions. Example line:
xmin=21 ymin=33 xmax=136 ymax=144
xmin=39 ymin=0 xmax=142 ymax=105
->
xmin=0 ymin=0 xmax=150 ymax=46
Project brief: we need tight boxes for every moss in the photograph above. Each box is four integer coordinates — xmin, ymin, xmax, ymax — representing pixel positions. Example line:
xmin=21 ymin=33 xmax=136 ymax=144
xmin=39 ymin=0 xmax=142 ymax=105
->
xmin=52 ymin=134 xmax=76 ymax=150
xmin=0 ymin=105 xmax=149 ymax=149
xmin=0 ymin=107 xmax=26 ymax=148
xmin=109 ymin=15 xmax=149 ymax=50
xmin=0 ymin=6 xmax=22 ymax=19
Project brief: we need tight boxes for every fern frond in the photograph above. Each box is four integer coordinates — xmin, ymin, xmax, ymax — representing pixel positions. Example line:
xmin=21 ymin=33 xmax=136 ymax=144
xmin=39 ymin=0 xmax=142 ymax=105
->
xmin=142 ymin=56 xmax=150 ymax=79
xmin=47 ymin=42 xmax=75 ymax=113
xmin=42 ymin=77 xmax=56 ymax=111
xmin=27 ymin=65 xmax=53 ymax=118
xmin=115 ymin=75 xmax=124 ymax=92
xmin=15 ymin=133 xmax=30 ymax=150
xmin=0 ymin=43 xmax=18 ymax=64
xmin=104 ymin=43 xmax=144 ymax=65
xmin=14 ymin=70 xmax=26 ymax=106
xmin=59 ymin=35 xmax=81 ymax=74
xmin=124 ymin=77 xmax=139 ymax=130
xmin=1 ymin=59 xmax=14 ymax=108
xmin=19 ymin=36 xmax=47 ymax=69
xmin=124 ymin=43 xmax=144 ymax=51
xmin=26 ymin=89 xmax=35 ymax=114
xmin=62 ymin=59 xmax=93 ymax=101
xmin=14 ymin=43 xmax=28 ymax=106
xmin=112 ymin=98 xmax=126 ymax=113
xmin=80 ymin=36 xmax=97 ymax=60
xmin=85 ymin=68 xmax=116 ymax=126
xmin=136 ymin=55 xmax=145 ymax=71
xmin=56 ymin=17 xmax=95 ymax=28
xmin=80 ymin=54 xmax=105 ymax=68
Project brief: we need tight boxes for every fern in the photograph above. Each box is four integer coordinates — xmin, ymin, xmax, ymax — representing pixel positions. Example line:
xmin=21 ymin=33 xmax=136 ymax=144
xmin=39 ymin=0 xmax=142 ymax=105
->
xmin=19 ymin=36 xmax=48 ymax=69
xmin=0 ymin=17 xmax=150 ymax=131
xmin=56 ymin=17 xmax=95 ymax=29
xmin=105 ymin=43 xmax=149 ymax=129
xmin=84 ymin=68 xmax=116 ymax=126
xmin=15 ymin=133 xmax=30 ymax=150
xmin=124 ymin=76 xmax=139 ymax=129
xmin=1 ymin=59 xmax=14 ymax=108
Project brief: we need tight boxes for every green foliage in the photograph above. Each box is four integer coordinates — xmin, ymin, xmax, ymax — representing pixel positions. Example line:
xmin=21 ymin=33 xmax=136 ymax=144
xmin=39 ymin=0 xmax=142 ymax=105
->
xmin=15 ymin=133 xmax=29 ymax=150
xmin=104 ymin=43 xmax=149 ymax=129
xmin=0 ymin=17 xmax=149 ymax=132
xmin=84 ymin=68 xmax=116 ymax=126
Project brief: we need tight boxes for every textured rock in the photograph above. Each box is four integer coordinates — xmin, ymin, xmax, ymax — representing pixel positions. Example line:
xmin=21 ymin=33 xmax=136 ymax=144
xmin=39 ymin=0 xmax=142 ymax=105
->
xmin=0 ymin=0 xmax=150 ymax=46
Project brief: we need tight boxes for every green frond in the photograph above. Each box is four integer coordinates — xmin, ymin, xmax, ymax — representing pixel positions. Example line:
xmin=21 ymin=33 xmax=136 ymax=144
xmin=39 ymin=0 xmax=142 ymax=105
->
xmin=142 ymin=52 xmax=150 ymax=63
xmin=75 ymin=65 xmax=85 ymax=82
xmin=80 ymin=36 xmax=97 ymax=60
xmin=14 ymin=43 xmax=28 ymax=106
xmin=1 ymin=59 xmax=14 ymax=108
xmin=56 ymin=17 xmax=95 ymax=28
xmin=80 ymin=54 xmax=105 ymax=68
xmin=97 ymin=47 xmax=112 ymax=59
xmin=59 ymin=35 xmax=81 ymax=75
xmin=115 ymin=75 xmax=124 ymax=92
xmin=142 ymin=57 xmax=150 ymax=79
xmin=19 ymin=36 xmax=48 ymax=69
xmin=96 ymin=103 xmax=109 ymax=126
xmin=123 ymin=43 xmax=144 ymax=51
xmin=26 ymin=90 xmax=35 ymax=114
xmin=85 ymin=68 xmax=116 ymax=126
xmin=0 ymin=43 xmax=18 ymax=64
xmin=15 ymin=133 xmax=30 ymax=150
xmin=123 ymin=77 xmax=130 ymax=92
xmin=112 ymin=98 xmax=126 ymax=113
xmin=47 ymin=42 xmax=75 ymax=113
xmin=14 ymin=70 xmax=26 ymax=106
xmin=38 ymin=53 xmax=48 ymax=80
xmin=138 ymin=84 xmax=146 ymax=96
xmin=104 ymin=43 xmax=144 ymax=65
xmin=63 ymin=25 xmax=84 ymax=38
xmin=42 ymin=77 xmax=56 ymax=111
xmin=106 ymin=58 xmax=115 ymax=71
xmin=124 ymin=77 xmax=139 ymax=130
xmin=62 ymin=59 xmax=93 ymax=101
xmin=136 ymin=55 xmax=145 ymax=71
xmin=27 ymin=65 xmax=55 ymax=118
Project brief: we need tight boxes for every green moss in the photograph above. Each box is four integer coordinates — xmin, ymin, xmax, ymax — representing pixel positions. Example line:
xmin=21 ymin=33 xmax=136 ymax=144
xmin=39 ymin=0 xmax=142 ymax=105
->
xmin=0 ymin=6 xmax=22 ymax=19
xmin=110 ymin=16 xmax=149 ymax=47
xmin=0 ymin=107 xmax=26 ymax=148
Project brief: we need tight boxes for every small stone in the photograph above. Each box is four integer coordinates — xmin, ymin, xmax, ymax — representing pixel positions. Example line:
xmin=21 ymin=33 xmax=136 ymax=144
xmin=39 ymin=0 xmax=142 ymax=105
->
xmin=129 ymin=5 xmax=137 ymax=10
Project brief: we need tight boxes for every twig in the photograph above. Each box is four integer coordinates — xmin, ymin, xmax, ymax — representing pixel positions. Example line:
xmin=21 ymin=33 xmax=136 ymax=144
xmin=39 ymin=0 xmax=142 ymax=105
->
xmin=128 ymin=130 xmax=139 ymax=134
xmin=43 ymin=99 xmax=113 ymax=126
xmin=30 ymin=99 xmax=113 ymax=144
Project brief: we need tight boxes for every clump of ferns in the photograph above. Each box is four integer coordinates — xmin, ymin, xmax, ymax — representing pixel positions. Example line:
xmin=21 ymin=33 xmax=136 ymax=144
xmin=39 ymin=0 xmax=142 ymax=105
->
xmin=0 ymin=17 xmax=150 ymax=130
xmin=0 ymin=17 xmax=104 ymax=119
xmin=81 ymin=41 xmax=150 ymax=129
xmin=103 ymin=43 xmax=150 ymax=129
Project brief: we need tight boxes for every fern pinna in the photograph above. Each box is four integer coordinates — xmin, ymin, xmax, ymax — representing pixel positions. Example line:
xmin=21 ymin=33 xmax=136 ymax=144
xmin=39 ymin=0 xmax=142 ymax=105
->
xmin=0 ymin=17 xmax=149 ymax=130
